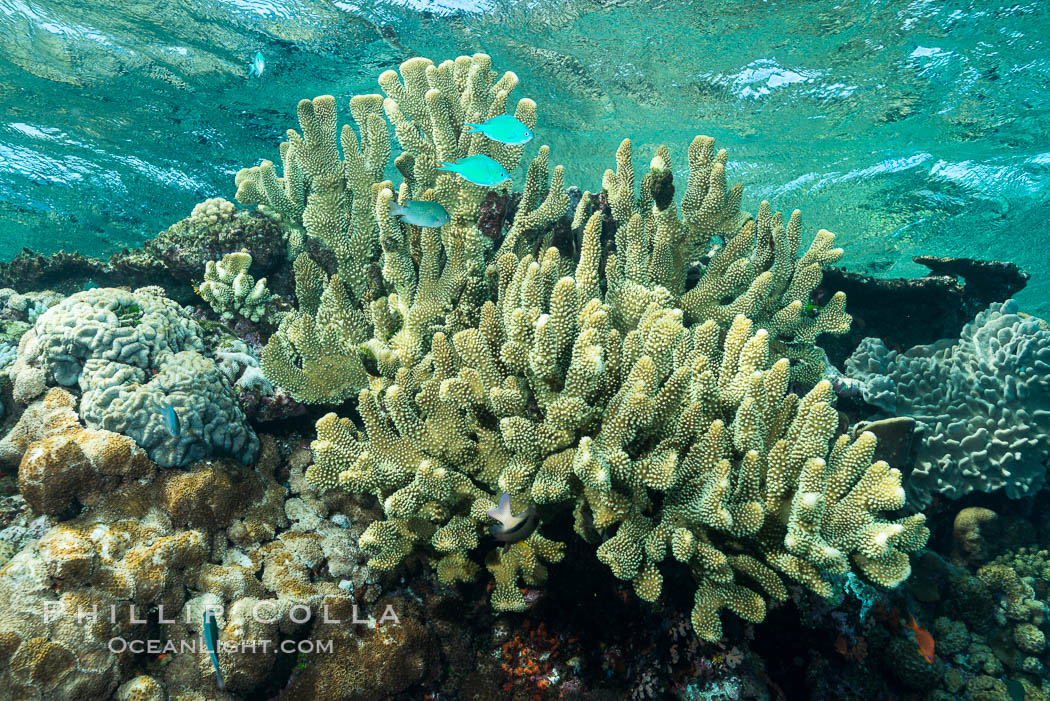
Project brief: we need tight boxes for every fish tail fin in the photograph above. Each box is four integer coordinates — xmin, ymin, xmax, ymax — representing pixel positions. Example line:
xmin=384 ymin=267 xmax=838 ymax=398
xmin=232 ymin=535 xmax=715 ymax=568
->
xmin=388 ymin=203 xmax=403 ymax=215
xmin=462 ymin=123 xmax=479 ymax=132
xmin=434 ymin=161 xmax=455 ymax=172
xmin=906 ymin=614 xmax=918 ymax=630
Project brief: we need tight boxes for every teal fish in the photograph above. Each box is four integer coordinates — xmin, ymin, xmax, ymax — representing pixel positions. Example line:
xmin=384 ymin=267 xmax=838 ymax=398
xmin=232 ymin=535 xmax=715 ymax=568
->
xmin=202 ymin=610 xmax=224 ymax=689
xmin=463 ymin=115 xmax=534 ymax=145
xmin=436 ymin=154 xmax=510 ymax=187
xmin=390 ymin=200 xmax=449 ymax=228
xmin=487 ymin=492 xmax=538 ymax=552
xmin=249 ymin=52 xmax=265 ymax=78
xmin=162 ymin=404 xmax=180 ymax=437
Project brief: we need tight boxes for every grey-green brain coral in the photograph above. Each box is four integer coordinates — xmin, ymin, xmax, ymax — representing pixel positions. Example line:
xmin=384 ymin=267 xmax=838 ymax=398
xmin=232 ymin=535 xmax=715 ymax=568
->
xmin=12 ymin=285 xmax=258 ymax=467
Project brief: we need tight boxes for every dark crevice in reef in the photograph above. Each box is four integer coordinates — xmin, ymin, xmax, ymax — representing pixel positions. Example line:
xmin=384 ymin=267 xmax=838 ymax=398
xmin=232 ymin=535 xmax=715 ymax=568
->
xmin=818 ymin=255 xmax=1029 ymax=368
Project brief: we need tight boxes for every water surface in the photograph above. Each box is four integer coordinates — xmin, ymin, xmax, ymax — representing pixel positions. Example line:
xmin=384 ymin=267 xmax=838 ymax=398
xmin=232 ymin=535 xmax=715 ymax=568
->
xmin=2 ymin=0 xmax=1047 ymax=312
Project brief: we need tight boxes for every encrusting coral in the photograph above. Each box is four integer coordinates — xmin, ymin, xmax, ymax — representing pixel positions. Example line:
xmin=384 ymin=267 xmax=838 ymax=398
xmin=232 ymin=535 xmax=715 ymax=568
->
xmin=231 ymin=53 xmax=928 ymax=640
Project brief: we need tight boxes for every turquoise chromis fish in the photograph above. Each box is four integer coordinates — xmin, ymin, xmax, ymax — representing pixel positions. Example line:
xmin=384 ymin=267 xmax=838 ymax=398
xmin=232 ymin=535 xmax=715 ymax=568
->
xmin=487 ymin=492 xmax=538 ymax=552
xmin=463 ymin=115 xmax=534 ymax=145
xmin=203 ymin=610 xmax=224 ymax=689
xmin=436 ymin=154 xmax=510 ymax=187
xmin=162 ymin=404 xmax=180 ymax=437
xmin=390 ymin=200 xmax=449 ymax=228
xmin=249 ymin=52 xmax=265 ymax=78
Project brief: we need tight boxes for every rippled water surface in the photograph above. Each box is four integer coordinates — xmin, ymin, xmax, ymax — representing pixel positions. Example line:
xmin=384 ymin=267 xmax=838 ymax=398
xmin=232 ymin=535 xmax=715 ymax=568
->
xmin=2 ymin=0 xmax=1048 ymax=312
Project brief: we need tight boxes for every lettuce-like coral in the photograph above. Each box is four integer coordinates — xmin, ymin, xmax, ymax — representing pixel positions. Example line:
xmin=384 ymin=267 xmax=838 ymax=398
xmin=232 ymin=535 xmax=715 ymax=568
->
xmin=242 ymin=53 xmax=926 ymax=639
xmin=845 ymin=299 xmax=1050 ymax=507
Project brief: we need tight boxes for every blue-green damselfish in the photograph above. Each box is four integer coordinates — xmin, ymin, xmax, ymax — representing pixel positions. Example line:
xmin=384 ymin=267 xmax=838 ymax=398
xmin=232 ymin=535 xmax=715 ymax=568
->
xmin=162 ymin=404 xmax=180 ymax=437
xmin=463 ymin=115 xmax=534 ymax=145
xmin=390 ymin=200 xmax=450 ymax=228
xmin=203 ymin=609 xmax=224 ymax=689
xmin=436 ymin=154 xmax=510 ymax=187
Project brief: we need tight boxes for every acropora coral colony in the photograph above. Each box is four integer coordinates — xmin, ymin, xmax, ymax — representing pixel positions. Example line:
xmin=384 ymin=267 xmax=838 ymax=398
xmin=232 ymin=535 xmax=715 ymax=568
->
xmin=223 ymin=53 xmax=930 ymax=641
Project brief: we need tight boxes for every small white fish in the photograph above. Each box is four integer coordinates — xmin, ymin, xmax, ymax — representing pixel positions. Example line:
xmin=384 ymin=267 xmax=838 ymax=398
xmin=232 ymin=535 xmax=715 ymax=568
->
xmin=487 ymin=492 xmax=538 ymax=552
xmin=249 ymin=52 xmax=265 ymax=78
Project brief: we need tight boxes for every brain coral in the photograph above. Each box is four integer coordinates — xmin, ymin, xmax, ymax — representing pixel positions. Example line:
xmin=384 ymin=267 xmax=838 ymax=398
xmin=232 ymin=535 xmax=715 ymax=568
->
xmin=845 ymin=299 xmax=1050 ymax=507
xmin=13 ymin=286 xmax=258 ymax=467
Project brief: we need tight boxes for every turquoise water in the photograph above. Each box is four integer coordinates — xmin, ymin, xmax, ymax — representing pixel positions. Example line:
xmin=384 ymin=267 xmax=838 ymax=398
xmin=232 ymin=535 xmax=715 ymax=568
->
xmin=2 ymin=4 xmax=1050 ymax=700
xmin=2 ymin=0 xmax=1048 ymax=312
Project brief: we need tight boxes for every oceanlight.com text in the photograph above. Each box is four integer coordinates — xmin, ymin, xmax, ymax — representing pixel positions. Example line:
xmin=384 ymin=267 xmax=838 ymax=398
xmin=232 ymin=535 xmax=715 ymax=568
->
xmin=108 ymin=638 xmax=335 ymax=655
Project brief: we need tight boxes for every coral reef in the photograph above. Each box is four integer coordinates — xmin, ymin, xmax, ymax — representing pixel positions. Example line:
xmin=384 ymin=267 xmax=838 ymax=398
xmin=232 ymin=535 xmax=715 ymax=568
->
xmin=0 ymin=205 xmax=289 ymax=307
xmin=845 ymin=299 xmax=1050 ymax=506
xmin=5 ymin=49 xmax=1019 ymax=700
xmin=264 ymin=54 xmax=929 ymax=641
xmin=10 ymin=285 xmax=258 ymax=467
xmin=0 ymin=431 xmax=382 ymax=700
xmin=129 ymin=202 xmax=288 ymax=287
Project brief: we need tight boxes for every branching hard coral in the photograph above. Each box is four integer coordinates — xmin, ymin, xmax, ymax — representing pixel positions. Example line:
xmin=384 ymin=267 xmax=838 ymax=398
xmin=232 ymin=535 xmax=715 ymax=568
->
xmin=248 ymin=53 xmax=924 ymax=639
xmin=583 ymin=136 xmax=851 ymax=382
xmin=260 ymin=256 xmax=371 ymax=405
xmin=197 ymin=250 xmax=272 ymax=322
xmin=242 ymin=54 xmax=567 ymax=404
xmin=234 ymin=94 xmax=386 ymax=298
xmin=379 ymin=54 xmax=544 ymax=263
xmin=307 ymin=208 xmax=926 ymax=635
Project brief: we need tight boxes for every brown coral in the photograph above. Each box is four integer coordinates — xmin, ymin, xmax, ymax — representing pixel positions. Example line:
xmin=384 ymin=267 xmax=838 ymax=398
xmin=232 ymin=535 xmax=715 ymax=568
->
xmin=951 ymin=506 xmax=999 ymax=568
xmin=16 ymin=389 xmax=155 ymax=516
xmin=276 ymin=595 xmax=438 ymax=701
